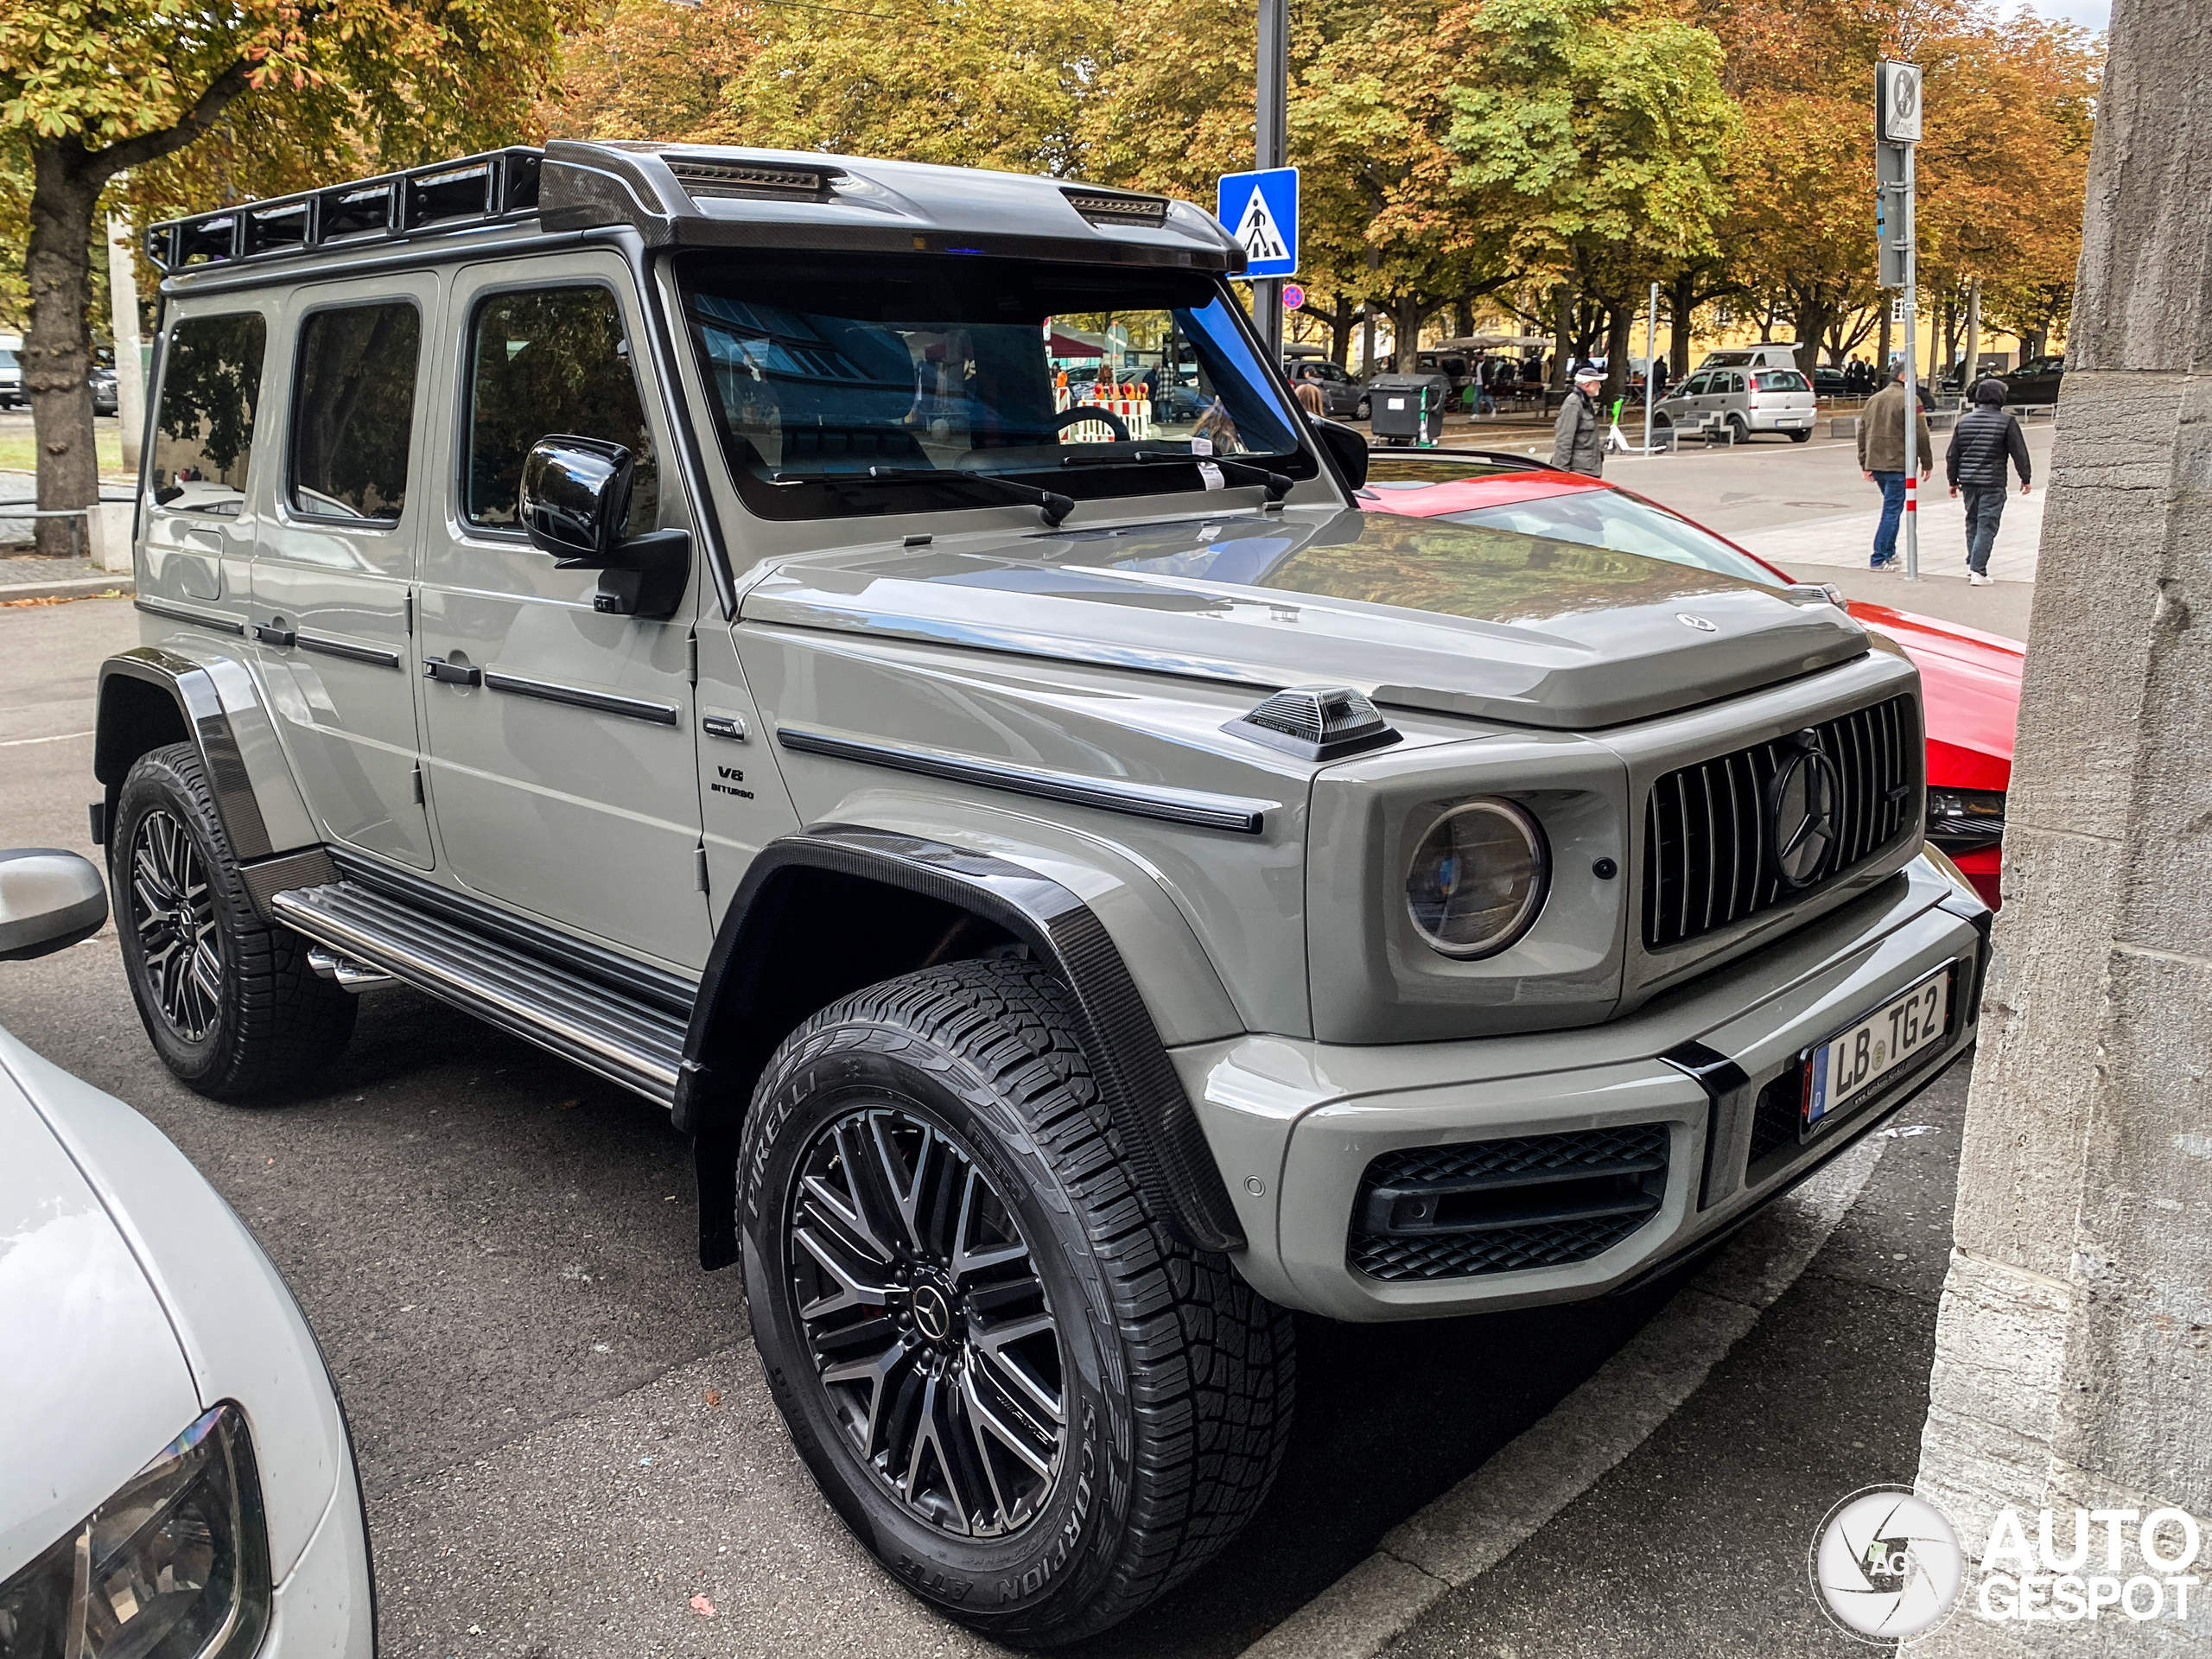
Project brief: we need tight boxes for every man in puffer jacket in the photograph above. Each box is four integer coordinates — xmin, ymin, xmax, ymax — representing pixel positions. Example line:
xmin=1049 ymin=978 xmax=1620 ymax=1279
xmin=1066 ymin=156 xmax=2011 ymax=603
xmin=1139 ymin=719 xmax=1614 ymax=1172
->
xmin=1945 ymin=377 xmax=2033 ymax=585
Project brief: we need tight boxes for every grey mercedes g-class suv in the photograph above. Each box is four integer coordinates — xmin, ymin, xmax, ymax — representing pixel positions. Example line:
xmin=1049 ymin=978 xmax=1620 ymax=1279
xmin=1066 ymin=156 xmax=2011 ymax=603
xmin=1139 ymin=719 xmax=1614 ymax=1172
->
xmin=92 ymin=141 xmax=1989 ymax=1643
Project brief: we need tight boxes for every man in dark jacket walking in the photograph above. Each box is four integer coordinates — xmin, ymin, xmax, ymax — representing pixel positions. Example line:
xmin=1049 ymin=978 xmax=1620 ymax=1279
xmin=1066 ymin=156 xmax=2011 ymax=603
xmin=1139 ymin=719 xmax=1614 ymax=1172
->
xmin=1551 ymin=364 xmax=1606 ymax=476
xmin=1946 ymin=377 xmax=2033 ymax=585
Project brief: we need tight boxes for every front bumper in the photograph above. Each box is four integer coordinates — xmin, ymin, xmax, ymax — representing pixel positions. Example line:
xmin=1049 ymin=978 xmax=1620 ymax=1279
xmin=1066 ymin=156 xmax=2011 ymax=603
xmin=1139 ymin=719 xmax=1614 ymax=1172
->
xmin=1176 ymin=855 xmax=1986 ymax=1321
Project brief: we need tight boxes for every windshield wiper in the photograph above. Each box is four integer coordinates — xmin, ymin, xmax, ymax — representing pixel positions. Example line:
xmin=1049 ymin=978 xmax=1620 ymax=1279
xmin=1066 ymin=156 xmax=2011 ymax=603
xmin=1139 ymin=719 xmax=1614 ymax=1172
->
xmin=1065 ymin=449 xmax=1294 ymax=502
xmin=773 ymin=466 xmax=1075 ymax=528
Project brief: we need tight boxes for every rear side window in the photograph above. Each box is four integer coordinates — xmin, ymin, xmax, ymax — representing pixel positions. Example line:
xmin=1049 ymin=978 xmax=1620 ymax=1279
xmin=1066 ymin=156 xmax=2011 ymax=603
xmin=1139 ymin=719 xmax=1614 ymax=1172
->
xmin=1755 ymin=370 xmax=1808 ymax=391
xmin=291 ymin=302 xmax=421 ymax=520
xmin=465 ymin=287 xmax=658 ymax=536
xmin=153 ymin=315 xmax=267 ymax=516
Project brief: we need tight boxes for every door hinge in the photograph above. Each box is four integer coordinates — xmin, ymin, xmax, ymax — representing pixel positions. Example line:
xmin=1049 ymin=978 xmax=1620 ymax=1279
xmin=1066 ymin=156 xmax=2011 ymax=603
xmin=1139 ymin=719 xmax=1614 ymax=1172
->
xmin=410 ymin=763 xmax=425 ymax=805
xmin=685 ymin=632 xmax=699 ymax=685
xmin=694 ymin=842 xmax=709 ymax=894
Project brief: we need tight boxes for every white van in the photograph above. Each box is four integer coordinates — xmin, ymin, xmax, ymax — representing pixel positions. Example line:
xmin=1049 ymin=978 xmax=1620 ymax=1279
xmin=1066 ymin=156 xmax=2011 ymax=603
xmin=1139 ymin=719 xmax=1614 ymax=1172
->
xmin=1696 ymin=343 xmax=1807 ymax=374
xmin=0 ymin=334 xmax=21 ymax=408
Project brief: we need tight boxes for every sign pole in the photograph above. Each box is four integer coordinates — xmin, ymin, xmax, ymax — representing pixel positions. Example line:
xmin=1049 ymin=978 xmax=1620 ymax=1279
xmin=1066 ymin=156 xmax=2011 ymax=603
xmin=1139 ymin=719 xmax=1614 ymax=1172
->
xmin=1643 ymin=280 xmax=1659 ymax=454
xmin=1902 ymin=140 xmax=1919 ymax=582
xmin=1254 ymin=0 xmax=1288 ymax=363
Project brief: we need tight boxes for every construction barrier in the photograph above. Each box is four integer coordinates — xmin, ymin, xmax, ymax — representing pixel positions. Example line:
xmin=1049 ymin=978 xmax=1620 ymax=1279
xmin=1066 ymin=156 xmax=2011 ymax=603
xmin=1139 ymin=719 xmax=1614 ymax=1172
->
xmin=1054 ymin=382 xmax=1154 ymax=442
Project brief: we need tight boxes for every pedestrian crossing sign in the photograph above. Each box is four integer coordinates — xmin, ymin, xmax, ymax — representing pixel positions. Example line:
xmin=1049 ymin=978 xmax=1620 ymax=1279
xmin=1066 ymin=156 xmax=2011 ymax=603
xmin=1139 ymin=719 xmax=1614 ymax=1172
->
xmin=1215 ymin=168 xmax=1299 ymax=279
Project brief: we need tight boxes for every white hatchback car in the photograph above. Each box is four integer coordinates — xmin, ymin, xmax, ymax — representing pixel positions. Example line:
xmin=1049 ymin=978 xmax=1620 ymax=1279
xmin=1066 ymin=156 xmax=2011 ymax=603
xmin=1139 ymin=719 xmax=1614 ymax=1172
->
xmin=0 ymin=849 xmax=373 ymax=1658
xmin=1656 ymin=365 xmax=1818 ymax=443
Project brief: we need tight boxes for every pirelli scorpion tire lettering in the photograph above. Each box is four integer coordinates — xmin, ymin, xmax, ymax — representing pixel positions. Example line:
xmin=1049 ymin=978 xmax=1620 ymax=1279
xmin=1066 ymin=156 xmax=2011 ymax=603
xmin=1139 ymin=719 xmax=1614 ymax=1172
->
xmin=110 ymin=742 xmax=357 ymax=1100
xmin=739 ymin=958 xmax=1295 ymax=1646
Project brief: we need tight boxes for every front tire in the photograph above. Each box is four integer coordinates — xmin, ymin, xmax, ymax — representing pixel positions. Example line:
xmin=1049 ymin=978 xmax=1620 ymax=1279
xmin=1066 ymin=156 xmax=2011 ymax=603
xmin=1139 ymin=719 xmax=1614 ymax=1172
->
xmin=111 ymin=743 xmax=356 ymax=1099
xmin=741 ymin=959 xmax=1294 ymax=1647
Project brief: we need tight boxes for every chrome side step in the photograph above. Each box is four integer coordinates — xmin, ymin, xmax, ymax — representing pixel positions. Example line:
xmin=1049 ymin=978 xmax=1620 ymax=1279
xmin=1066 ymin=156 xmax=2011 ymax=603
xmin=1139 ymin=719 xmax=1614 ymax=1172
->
xmin=271 ymin=880 xmax=688 ymax=1106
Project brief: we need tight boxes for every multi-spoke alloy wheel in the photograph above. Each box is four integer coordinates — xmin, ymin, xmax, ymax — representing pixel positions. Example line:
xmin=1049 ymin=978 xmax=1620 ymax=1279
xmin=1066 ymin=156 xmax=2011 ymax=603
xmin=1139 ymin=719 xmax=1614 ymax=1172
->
xmin=111 ymin=742 xmax=355 ymax=1098
xmin=788 ymin=1106 xmax=1063 ymax=1537
xmin=742 ymin=958 xmax=1295 ymax=1647
xmin=127 ymin=807 xmax=222 ymax=1039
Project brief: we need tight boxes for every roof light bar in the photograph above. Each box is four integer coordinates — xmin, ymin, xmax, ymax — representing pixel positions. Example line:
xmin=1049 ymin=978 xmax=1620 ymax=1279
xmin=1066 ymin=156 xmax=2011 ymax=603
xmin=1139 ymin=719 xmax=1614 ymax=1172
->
xmin=1061 ymin=188 xmax=1171 ymax=228
xmin=665 ymin=157 xmax=841 ymax=202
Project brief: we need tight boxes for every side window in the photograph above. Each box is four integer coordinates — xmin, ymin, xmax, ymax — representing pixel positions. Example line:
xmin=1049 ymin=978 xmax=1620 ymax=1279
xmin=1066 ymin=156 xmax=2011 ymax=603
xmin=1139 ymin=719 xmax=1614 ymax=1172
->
xmin=466 ymin=287 xmax=658 ymax=537
xmin=152 ymin=315 xmax=267 ymax=516
xmin=291 ymin=302 xmax=421 ymax=521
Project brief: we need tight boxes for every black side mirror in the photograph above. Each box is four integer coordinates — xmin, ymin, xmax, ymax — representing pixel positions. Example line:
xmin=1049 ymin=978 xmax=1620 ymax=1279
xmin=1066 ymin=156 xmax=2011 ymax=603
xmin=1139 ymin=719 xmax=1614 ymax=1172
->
xmin=0 ymin=849 xmax=108 ymax=961
xmin=1310 ymin=417 xmax=1369 ymax=489
xmin=518 ymin=436 xmax=690 ymax=619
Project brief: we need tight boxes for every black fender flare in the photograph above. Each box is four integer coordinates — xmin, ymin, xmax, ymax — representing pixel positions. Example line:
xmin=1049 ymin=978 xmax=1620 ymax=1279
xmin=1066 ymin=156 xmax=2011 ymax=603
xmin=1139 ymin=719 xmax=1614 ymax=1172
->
xmin=680 ymin=823 xmax=1246 ymax=1268
xmin=95 ymin=647 xmax=338 ymax=914
xmin=97 ymin=647 xmax=276 ymax=859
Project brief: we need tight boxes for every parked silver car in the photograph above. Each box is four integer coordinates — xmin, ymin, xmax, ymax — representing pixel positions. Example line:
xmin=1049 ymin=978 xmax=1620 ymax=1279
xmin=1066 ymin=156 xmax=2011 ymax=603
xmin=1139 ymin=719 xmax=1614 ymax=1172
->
xmin=1656 ymin=365 xmax=1818 ymax=442
xmin=96 ymin=140 xmax=1988 ymax=1644
xmin=0 ymin=850 xmax=373 ymax=1657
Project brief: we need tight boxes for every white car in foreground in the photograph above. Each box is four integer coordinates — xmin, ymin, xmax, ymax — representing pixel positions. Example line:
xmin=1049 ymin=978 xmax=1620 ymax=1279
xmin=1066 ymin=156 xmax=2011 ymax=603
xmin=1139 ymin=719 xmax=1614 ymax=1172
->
xmin=0 ymin=849 xmax=372 ymax=1657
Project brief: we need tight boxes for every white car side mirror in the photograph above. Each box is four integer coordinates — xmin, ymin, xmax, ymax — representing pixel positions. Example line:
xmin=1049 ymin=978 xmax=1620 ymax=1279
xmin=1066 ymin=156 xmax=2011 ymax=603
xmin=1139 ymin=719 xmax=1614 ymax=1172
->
xmin=0 ymin=849 xmax=109 ymax=960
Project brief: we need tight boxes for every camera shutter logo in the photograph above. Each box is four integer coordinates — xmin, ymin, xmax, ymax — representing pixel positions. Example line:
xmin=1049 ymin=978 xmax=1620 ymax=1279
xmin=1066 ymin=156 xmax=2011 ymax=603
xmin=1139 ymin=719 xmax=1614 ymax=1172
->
xmin=1812 ymin=1487 xmax=1964 ymax=1642
xmin=1769 ymin=738 xmax=1841 ymax=888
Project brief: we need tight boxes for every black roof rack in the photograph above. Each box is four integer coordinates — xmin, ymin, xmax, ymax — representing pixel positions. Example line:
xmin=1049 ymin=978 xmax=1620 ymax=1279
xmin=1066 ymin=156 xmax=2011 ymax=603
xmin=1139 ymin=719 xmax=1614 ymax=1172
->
xmin=144 ymin=147 xmax=543 ymax=274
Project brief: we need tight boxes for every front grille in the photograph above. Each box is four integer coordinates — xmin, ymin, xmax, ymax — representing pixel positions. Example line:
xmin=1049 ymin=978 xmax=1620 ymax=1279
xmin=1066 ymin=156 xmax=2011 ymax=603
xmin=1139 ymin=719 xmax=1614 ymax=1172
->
xmin=1348 ymin=1125 xmax=1668 ymax=1281
xmin=1643 ymin=694 xmax=1920 ymax=950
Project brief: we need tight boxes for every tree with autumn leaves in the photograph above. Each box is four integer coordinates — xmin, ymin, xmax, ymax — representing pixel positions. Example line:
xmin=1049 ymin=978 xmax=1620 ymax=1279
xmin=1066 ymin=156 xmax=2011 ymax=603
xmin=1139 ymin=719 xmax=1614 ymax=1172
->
xmin=2 ymin=0 xmax=2100 ymax=543
xmin=1 ymin=0 xmax=574 ymax=550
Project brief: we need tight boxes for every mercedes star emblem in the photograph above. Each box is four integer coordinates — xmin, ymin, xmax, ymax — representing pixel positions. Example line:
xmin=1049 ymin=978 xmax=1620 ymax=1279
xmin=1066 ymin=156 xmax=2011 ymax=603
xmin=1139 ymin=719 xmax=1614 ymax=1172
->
xmin=1676 ymin=613 xmax=1719 ymax=632
xmin=1769 ymin=739 xmax=1842 ymax=887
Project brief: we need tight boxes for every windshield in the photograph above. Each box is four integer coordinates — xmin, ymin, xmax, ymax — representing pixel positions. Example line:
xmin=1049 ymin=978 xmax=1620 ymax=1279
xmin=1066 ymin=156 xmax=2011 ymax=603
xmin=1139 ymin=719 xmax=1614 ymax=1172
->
xmin=677 ymin=251 xmax=1311 ymax=521
xmin=1441 ymin=488 xmax=1783 ymax=587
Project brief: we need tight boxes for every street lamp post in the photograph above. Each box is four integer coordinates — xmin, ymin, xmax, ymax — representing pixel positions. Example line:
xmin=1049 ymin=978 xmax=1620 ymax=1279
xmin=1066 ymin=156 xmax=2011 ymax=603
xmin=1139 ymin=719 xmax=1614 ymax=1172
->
xmin=1254 ymin=0 xmax=1287 ymax=361
xmin=1878 ymin=60 xmax=1923 ymax=581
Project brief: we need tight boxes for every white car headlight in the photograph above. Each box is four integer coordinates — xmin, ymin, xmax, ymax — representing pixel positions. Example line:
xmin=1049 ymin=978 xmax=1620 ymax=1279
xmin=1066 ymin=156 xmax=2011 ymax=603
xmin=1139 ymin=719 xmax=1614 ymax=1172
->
xmin=1404 ymin=798 xmax=1550 ymax=958
xmin=0 ymin=1403 xmax=270 ymax=1658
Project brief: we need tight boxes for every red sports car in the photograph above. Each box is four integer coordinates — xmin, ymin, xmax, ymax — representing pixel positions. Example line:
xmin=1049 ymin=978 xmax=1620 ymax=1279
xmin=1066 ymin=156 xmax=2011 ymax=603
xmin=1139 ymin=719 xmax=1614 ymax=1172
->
xmin=1355 ymin=453 xmax=2019 ymax=908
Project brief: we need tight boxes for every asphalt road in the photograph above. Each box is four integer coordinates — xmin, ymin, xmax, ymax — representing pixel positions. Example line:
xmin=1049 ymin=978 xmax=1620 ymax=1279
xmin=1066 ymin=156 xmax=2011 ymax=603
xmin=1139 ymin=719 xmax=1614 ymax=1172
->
xmin=0 ymin=597 xmax=1693 ymax=1659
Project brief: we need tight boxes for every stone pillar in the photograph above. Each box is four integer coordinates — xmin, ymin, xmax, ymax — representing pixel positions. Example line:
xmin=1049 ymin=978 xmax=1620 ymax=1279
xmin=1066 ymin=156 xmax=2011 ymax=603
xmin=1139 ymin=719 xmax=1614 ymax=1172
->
xmin=105 ymin=212 xmax=145 ymax=474
xmin=1909 ymin=2 xmax=2212 ymax=1649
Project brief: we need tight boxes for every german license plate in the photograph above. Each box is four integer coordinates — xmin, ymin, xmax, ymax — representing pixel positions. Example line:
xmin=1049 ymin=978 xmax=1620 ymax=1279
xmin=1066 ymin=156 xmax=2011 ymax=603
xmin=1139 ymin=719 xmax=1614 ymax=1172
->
xmin=1804 ymin=966 xmax=1953 ymax=1135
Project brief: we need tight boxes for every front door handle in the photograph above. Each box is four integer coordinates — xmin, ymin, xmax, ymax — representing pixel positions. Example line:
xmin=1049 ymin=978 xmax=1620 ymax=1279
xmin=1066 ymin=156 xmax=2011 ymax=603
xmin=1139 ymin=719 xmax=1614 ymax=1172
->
xmin=423 ymin=656 xmax=481 ymax=687
xmin=252 ymin=622 xmax=296 ymax=647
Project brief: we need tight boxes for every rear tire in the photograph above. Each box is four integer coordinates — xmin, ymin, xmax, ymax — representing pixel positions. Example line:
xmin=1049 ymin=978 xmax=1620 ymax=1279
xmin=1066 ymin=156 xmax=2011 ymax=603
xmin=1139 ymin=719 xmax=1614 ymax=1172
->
xmin=111 ymin=743 xmax=356 ymax=1099
xmin=741 ymin=959 xmax=1294 ymax=1647
xmin=1788 ymin=428 xmax=1812 ymax=443
xmin=1729 ymin=415 xmax=1752 ymax=445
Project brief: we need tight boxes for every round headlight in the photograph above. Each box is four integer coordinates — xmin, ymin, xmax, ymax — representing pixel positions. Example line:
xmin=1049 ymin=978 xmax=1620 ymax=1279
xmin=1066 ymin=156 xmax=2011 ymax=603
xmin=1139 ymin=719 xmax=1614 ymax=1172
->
xmin=1404 ymin=799 xmax=1549 ymax=959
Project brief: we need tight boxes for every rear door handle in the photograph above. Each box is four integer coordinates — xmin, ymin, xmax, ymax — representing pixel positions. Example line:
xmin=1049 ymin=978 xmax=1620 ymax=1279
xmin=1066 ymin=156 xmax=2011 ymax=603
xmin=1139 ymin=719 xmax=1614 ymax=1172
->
xmin=252 ymin=623 xmax=296 ymax=647
xmin=423 ymin=656 xmax=481 ymax=687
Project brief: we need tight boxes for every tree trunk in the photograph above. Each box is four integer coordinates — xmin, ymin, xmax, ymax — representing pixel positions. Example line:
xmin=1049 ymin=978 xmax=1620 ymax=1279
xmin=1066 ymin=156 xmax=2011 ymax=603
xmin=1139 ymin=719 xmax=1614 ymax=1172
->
xmin=1601 ymin=303 xmax=1633 ymax=405
xmin=1669 ymin=272 xmax=1696 ymax=378
xmin=1326 ymin=296 xmax=1355 ymax=368
xmin=1548 ymin=283 xmax=1573 ymax=388
xmin=25 ymin=143 xmax=105 ymax=558
xmin=1394 ymin=297 xmax=1428 ymax=373
xmin=1962 ymin=276 xmax=1982 ymax=391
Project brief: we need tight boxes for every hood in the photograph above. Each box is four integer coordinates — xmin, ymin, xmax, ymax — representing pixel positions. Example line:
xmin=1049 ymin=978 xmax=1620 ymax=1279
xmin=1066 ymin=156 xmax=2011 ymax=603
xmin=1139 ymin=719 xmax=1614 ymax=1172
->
xmin=745 ymin=508 xmax=1872 ymax=729
xmin=0 ymin=1048 xmax=200 ymax=1578
xmin=1851 ymin=602 xmax=2021 ymax=786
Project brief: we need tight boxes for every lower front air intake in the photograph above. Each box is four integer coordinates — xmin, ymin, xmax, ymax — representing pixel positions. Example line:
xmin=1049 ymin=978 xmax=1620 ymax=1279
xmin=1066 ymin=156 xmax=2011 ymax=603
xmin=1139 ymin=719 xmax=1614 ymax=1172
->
xmin=1348 ymin=1125 xmax=1669 ymax=1281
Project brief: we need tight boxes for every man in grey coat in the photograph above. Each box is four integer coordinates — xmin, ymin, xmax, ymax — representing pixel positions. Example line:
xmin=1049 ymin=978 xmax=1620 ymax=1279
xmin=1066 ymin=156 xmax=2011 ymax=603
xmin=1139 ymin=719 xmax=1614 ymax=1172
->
xmin=1551 ymin=364 xmax=1606 ymax=476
